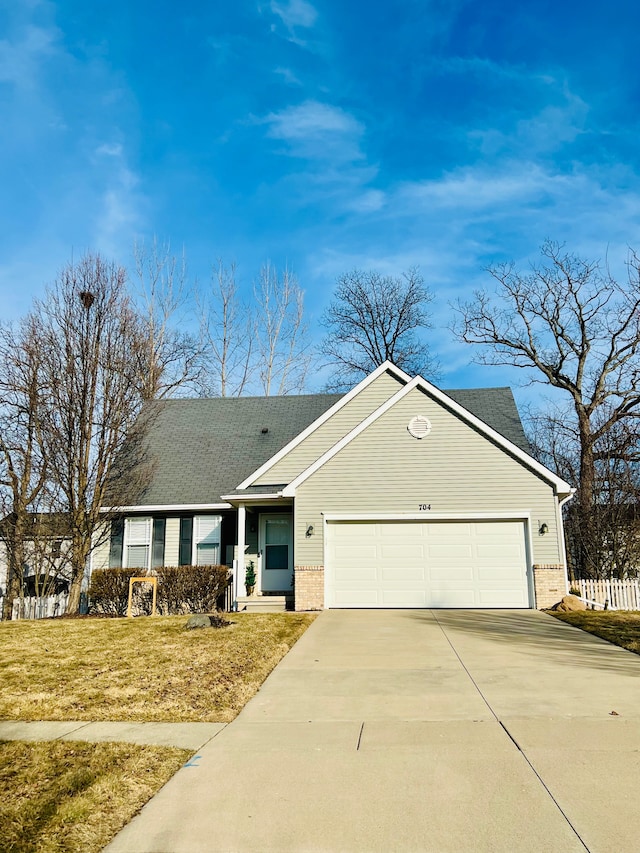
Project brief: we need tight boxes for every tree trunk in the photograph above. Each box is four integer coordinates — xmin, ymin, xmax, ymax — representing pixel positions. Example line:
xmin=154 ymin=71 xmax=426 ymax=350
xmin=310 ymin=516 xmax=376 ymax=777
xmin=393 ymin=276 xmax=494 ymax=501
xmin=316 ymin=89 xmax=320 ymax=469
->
xmin=575 ymin=410 xmax=597 ymax=578
xmin=2 ymin=516 xmax=26 ymax=621
xmin=65 ymin=534 xmax=90 ymax=615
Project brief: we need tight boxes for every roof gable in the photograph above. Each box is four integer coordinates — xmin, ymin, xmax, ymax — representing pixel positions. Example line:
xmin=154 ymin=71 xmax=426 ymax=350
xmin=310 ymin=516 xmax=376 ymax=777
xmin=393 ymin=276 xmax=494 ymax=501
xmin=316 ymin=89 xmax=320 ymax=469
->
xmin=241 ymin=362 xmax=410 ymax=488
xmin=282 ymin=375 xmax=572 ymax=497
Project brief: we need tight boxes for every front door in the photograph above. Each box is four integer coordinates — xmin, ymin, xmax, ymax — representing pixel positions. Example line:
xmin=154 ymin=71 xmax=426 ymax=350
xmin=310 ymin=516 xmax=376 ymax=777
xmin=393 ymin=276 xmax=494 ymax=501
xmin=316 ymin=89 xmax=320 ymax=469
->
xmin=260 ymin=514 xmax=293 ymax=592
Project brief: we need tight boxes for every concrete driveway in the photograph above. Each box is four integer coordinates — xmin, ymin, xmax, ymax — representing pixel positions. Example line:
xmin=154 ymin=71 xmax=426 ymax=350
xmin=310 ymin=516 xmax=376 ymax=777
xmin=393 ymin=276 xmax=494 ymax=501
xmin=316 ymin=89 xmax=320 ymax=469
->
xmin=105 ymin=610 xmax=640 ymax=853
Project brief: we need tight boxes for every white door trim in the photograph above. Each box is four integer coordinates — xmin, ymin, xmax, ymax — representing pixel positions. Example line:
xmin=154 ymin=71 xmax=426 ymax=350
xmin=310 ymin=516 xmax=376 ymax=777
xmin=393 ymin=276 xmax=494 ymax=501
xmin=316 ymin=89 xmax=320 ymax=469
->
xmin=259 ymin=513 xmax=294 ymax=593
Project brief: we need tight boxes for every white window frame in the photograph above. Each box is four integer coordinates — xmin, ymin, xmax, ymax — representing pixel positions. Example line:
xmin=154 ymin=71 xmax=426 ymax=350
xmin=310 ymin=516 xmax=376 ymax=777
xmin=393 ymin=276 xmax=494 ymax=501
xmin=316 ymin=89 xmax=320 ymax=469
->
xmin=123 ymin=517 xmax=152 ymax=571
xmin=192 ymin=515 xmax=222 ymax=566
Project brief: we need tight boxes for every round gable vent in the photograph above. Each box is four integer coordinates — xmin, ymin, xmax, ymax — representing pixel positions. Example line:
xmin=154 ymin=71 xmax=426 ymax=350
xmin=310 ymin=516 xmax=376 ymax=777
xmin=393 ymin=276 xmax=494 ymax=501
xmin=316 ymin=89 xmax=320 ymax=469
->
xmin=408 ymin=415 xmax=432 ymax=439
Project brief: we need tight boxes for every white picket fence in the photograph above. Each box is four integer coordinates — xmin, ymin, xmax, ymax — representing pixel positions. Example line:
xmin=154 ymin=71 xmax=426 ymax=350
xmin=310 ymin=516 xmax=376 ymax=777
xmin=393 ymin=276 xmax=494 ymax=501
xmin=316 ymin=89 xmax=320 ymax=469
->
xmin=11 ymin=593 xmax=69 ymax=620
xmin=576 ymin=578 xmax=640 ymax=611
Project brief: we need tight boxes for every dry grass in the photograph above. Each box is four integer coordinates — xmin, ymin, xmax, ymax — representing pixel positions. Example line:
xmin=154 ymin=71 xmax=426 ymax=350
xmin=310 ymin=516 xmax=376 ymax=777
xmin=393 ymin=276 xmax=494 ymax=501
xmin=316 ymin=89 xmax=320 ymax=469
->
xmin=0 ymin=612 xmax=316 ymax=722
xmin=550 ymin=609 xmax=640 ymax=655
xmin=0 ymin=739 xmax=190 ymax=853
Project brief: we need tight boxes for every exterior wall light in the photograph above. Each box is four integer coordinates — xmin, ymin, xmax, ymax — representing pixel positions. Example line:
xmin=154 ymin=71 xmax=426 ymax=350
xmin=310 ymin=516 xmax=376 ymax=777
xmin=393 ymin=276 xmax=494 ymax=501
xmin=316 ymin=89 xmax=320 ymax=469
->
xmin=539 ymin=523 xmax=549 ymax=535
xmin=306 ymin=525 xmax=314 ymax=537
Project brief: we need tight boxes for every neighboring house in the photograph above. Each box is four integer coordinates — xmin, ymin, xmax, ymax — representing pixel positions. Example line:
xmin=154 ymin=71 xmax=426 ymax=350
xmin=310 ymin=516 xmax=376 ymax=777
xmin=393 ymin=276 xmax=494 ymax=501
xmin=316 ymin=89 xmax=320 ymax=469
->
xmin=0 ymin=513 xmax=73 ymax=618
xmin=94 ymin=362 xmax=574 ymax=611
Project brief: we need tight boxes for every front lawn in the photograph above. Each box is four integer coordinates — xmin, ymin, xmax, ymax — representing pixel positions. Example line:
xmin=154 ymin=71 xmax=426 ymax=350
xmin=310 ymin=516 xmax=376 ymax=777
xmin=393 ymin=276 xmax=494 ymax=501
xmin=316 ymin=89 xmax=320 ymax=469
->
xmin=0 ymin=740 xmax=190 ymax=853
xmin=0 ymin=612 xmax=316 ymax=722
xmin=549 ymin=609 xmax=640 ymax=655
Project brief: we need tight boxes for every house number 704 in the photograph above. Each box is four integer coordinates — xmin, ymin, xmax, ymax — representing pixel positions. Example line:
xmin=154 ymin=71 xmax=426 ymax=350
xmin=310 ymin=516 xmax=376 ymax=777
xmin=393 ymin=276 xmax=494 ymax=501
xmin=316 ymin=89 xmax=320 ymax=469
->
xmin=419 ymin=504 xmax=431 ymax=511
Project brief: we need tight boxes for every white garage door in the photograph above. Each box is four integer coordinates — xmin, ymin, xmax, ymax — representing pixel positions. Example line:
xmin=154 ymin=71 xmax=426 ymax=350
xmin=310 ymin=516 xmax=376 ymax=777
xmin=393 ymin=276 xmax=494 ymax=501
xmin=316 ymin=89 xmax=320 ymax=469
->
xmin=326 ymin=519 xmax=530 ymax=608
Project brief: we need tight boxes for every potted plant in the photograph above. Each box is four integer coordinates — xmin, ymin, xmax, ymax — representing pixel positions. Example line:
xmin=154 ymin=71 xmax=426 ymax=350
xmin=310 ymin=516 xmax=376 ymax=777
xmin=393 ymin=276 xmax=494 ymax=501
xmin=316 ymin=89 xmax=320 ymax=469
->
xmin=245 ymin=561 xmax=256 ymax=596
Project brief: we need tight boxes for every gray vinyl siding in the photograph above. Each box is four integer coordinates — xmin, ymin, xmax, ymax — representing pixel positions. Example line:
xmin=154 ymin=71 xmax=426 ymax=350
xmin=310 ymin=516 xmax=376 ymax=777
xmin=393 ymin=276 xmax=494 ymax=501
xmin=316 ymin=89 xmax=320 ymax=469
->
xmin=253 ymin=370 xmax=405 ymax=486
xmin=294 ymin=385 xmax=565 ymax=567
xmin=91 ymin=526 xmax=111 ymax=571
xmin=165 ymin=517 xmax=180 ymax=566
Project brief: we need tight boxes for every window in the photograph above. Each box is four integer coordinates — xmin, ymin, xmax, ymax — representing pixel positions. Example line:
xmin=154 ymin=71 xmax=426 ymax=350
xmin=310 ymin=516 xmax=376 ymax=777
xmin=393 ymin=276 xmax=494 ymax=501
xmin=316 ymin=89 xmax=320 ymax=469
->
xmin=193 ymin=516 xmax=221 ymax=566
xmin=124 ymin=517 xmax=152 ymax=570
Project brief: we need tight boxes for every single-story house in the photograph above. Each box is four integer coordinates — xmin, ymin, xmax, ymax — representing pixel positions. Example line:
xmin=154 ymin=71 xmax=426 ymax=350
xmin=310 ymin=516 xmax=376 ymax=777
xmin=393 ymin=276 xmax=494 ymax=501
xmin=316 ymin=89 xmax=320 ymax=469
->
xmin=93 ymin=361 xmax=574 ymax=610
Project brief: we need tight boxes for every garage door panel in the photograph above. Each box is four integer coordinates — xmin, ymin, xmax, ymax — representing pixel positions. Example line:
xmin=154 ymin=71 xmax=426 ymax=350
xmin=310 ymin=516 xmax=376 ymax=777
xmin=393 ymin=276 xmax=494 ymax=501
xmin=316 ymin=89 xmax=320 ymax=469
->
xmin=427 ymin=544 xmax=474 ymax=559
xmin=379 ymin=523 xmax=425 ymax=539
xmin=381 ymin=566 xmax=426 ymax=581
xmin=380 ymin=543 xmax=426 ymax=560
xmin=478 ymin=588 xmax=528 ymax=606
xmin=477 ymin=565 xmax=525 ymax=581
xmin=381 ymin=589 xmax=427 ymax=606
xmin=326 ymin=519 xmax=530 ymax=609
xmin=334 ymin=588 xmax=379 ymax=606
xmin=334 ymin=566 xmax=378 ymax=581
xmin=476 ymin=544 xmax=523 ymax=559
xmin=334 ymin=544 xmax=378 ymax=562
xmin=429 ymin=565 xmax=474 ymax=581
xmin=427 ymin=522 xmax=473 ymax=538
xmin=428 ymin=589 xmax=476 ymax=607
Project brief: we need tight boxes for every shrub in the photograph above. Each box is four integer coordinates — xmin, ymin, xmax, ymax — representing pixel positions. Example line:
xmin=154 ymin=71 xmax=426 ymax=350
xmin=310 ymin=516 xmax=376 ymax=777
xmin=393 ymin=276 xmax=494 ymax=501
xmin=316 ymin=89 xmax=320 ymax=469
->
xmin=88 ymin=568 xmax=145 ymax=617
xmin=155 ymin=565 xmax=230 ymax=615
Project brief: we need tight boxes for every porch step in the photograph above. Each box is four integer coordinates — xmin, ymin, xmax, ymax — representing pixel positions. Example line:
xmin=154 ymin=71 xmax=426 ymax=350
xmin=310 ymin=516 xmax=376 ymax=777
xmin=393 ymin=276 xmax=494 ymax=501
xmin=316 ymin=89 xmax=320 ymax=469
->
xmin=237 ymin=595 xmax=290 ymax=612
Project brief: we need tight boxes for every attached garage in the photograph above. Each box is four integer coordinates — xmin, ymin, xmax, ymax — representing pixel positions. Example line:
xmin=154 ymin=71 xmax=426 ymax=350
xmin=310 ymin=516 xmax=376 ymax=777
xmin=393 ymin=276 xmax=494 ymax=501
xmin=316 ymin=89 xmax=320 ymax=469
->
xmin=325 ymin=518 xmax=531 ymax=608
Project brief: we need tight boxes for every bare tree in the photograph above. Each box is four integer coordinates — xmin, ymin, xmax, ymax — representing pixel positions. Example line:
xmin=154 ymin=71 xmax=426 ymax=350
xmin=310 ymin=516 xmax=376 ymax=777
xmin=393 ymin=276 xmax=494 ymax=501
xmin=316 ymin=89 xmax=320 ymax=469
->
xmin=197 ymin=261 xmax=312 ymax=397
xmin=454 ymin=241 xmax=640 ymax=577
xmin=131 ymin=238 xmax=202 ymax=399
xmin=197 ymin=261 xmax=254 ymax=397
xmin=320 ymin=268 xmax=438 ymax=390
xmin=0 ymin=317 xmax=48 ymax=619
xmin=254 ymin=263 xmax=311 ymax=396
xmin=32 ymin=253 xmax=152 ymax=613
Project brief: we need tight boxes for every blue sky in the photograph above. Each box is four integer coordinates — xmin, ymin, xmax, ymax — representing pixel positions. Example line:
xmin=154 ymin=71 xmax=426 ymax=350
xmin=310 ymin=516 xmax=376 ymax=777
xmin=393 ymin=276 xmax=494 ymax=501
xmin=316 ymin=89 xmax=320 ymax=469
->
xmin=2 ymin=0 xmax=640 ymax=400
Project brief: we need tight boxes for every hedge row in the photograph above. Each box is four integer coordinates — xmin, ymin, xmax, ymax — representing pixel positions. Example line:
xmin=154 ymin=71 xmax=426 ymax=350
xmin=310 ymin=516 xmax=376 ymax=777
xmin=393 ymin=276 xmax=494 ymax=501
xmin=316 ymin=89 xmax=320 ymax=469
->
xmin=88 ymin=565 xmax=231 ymax=617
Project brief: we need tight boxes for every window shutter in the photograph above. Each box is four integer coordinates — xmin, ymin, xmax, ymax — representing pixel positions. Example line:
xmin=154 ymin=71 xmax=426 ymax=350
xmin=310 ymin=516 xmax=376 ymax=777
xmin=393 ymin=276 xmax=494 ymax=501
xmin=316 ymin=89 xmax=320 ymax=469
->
xmin=109 ymin=519 xmax=124 ymax=568
xmin=152 ymin=518 xmax=166 ymax=569
xmin=179 ymin=517 xmax=193 ymax=566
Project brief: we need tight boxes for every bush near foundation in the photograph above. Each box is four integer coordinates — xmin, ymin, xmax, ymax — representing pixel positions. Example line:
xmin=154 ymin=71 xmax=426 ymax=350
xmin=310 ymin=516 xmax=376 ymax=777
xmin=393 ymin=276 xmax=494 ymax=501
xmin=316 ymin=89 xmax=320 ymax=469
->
xmin=155 ymin=565 xmax=230 ymax=614
xmin=88 ymin=568 xmax=144 ymax=616
xmin=89 ymin=565 xmax=230 ymax=616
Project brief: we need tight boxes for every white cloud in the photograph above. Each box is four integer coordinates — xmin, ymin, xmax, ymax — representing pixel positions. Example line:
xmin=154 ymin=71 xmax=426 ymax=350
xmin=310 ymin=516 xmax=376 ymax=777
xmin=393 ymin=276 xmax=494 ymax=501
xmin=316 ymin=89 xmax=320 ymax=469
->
xmin=0 ymin=23 xmax=58 ymax=87
xmin=264 ymin=100 xmax=365 ymax=163
xmin=274 ymin=66 xmax=302 ymax=86
xmin=270 ymin=0 xmax=317 ymax=30
xmin=95 ymin=142 xmax=124 ymax=157
xmin=396 ymin=165 xmax=554 ymax=211
xmin=346 ymin=189 xmax=386 ymax=213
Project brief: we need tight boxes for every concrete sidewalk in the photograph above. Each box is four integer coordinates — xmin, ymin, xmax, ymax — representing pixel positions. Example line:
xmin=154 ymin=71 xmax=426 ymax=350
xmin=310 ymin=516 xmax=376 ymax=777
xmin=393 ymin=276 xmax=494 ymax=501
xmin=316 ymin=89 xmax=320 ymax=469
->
xmin=0 ymin=720 xmax=226 ymax=750
xmin=104 ymin=609 xmax=640 ymax=853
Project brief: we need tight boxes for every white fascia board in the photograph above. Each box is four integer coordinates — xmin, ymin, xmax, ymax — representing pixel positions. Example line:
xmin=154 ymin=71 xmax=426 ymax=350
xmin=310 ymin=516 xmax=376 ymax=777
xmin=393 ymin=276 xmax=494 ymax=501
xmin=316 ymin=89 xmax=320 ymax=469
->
xmin=220 ymin=492 xmax=285 ymax=503
xmin=323 ymin=511 xmax=532 ymax=522
xmin=236 ymin=361 xmax=411 ymax=490
xmin=283 ymin=375 xmax=573 ymax=497
xmin=99 ymin=503 xmax=233 ymax=513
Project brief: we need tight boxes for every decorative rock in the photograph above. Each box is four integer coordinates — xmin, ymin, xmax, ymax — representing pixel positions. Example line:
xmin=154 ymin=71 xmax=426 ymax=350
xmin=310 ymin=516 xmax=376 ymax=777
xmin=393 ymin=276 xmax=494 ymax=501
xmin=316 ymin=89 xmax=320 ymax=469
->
xmin=553 ymin=594 xmax=587 ymax=612
xmin=185 ymin=614 xmax=212 ymax=630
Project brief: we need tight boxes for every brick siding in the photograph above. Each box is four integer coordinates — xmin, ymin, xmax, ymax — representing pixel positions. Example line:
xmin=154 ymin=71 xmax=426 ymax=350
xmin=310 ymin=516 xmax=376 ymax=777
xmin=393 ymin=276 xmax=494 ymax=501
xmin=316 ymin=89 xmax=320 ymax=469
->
xmin=294 ymin=566 xmax=324 ymax=611
xmin=533 ymin=564 xmax=567 ymax=609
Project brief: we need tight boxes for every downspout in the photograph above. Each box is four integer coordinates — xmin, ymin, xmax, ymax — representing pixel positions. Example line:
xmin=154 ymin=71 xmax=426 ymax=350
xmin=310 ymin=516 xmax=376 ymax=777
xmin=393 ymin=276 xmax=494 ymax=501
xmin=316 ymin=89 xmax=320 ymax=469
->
xmin=556 ymin=489 xmax=576 ymax=594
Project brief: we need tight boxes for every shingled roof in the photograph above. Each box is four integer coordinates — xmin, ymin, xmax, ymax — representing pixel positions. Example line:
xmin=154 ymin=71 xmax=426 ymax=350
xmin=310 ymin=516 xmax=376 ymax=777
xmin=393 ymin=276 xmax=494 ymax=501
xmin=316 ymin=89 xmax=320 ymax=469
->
xmin=132 ymin=394 xmax=342 ymax=506
xmin=445 ymin=387 xmax=530 ymax=454
xmin=123 ymin=385 xmax=530 ymax=508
